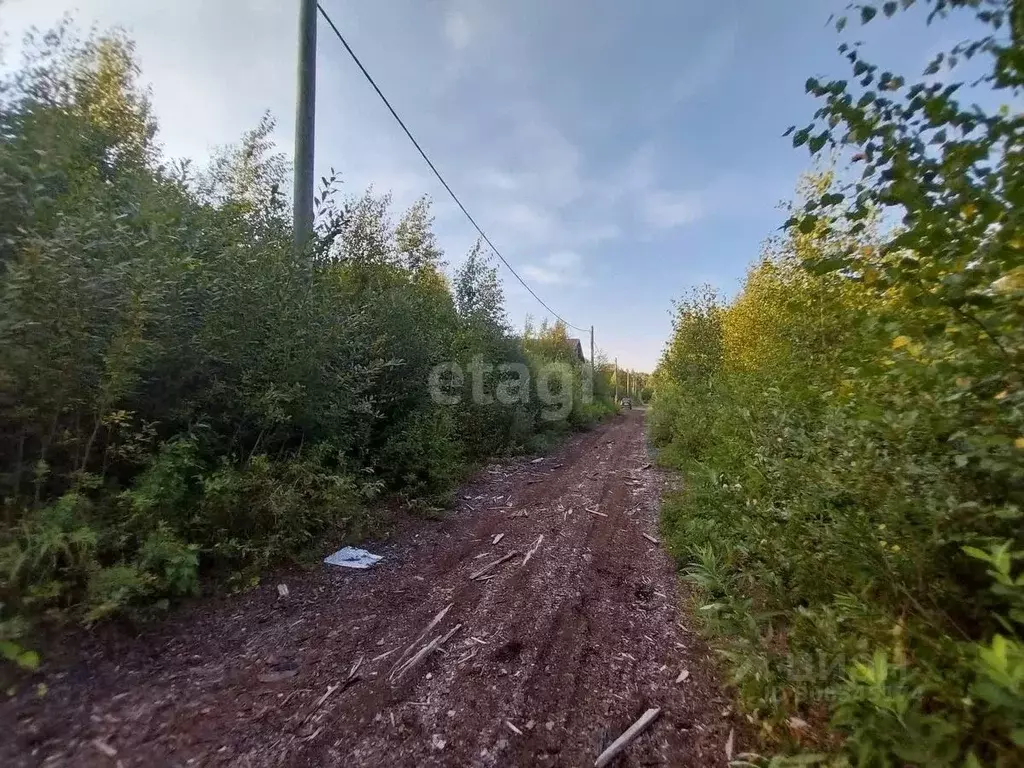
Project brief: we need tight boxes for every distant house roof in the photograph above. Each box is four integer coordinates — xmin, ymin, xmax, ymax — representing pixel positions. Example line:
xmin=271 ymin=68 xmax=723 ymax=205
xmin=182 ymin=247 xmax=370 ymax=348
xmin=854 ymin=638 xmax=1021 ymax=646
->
xmin=567 ymin=337 xmax=586 ymax=362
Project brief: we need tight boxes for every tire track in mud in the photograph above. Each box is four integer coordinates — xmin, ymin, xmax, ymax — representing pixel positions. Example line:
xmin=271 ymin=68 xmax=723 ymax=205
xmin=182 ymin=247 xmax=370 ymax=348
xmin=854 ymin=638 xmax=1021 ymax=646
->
xmin=3 ymin=412 xmax=738 ymax=768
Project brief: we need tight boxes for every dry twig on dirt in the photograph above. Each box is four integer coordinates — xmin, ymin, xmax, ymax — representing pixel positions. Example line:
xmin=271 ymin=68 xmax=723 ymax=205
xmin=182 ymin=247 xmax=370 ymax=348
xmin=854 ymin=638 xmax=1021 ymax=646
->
xmin=347 ymin=656 xmax=364 ymax=683
xmin=92 ymin=739 xmax=117 ymax=758
xmin=390 ymin=603 xmax=453 ymax=674
xmin=300 ymin=683 xmax=340 ymax=727
xmin=470 ymin=551 xmax=519 ymax=580
xmin=521 ymin=535 xmax=544 ymax=567
xmin=391 ymin=624 xmax=463 ymax=683
xmin=371 ymin=647 xmax=398 ymax=663
xmin=642 ymin=533 xmax=660 ymax=545
xmin=593 ymin=707 xmax=662 ymax=768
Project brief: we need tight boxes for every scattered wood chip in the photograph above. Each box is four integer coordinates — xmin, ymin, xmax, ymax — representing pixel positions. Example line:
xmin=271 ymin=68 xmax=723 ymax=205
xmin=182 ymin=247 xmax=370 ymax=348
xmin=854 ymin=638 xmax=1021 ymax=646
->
xmin=491 ymin=533 xmax=505 ymax=545
xmin=594 ymin=707 xmax=662 ymax=768
xmin=470 ymin=550 xmax=519 ymax=580
xmin=642 ymin=533 xmax=660 ymax=545
xmin=509 ymin=510 xmax=529 ymax=519
xmin=92 ymin=739 xmax=118 ymax=758
xmin=531 ymin=457 xmax=545 ymax=464
xmin=725 ymin=728 xmax=735 ymax=761
xmin=521 ymin=535 xmax=544 ymax=567
xmin=675 ymin=669 xmax=690 ymax=683
xmin=587 ymin=509 xmax=608 ymax=518
xmin=506 ymin=720 xmax=524 ymax=736
xmin=276 ymin=583 xmax=289 ymax=598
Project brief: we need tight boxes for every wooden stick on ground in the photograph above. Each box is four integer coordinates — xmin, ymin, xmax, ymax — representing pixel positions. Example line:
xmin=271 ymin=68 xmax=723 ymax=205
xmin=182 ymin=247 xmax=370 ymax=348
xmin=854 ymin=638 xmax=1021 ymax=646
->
xmin=371 ymin=646 xmax=398 ymax=664
xmin=470 ymin=550 xmax=519 ymax=580
xmin=642 ymin=533 xmax=660 ymax=545
xmin=492 ymin=533 xmax=505 ymax=545
xmin=390 ymin=602 xmax=453 ymax=674
xmin=594 ymin=707 xmax=662 ymax=768
xmin=587 ymin=509 xmax=608 ymax=518
xmin=301 ymin=683 xmax=341 ymax=726
xmin=347 ymin=655 xmax=364 ymax=682
xmin=521 ymin=535 xmax=544 ymax=567
xmin=391 ymin=624 xmax=462 ymax=683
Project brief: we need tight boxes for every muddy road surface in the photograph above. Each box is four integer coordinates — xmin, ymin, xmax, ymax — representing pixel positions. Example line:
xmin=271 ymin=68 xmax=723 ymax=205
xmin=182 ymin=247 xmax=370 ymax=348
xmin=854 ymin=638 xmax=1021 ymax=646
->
xmin=4 ymin=411 xmax=737 ymax=767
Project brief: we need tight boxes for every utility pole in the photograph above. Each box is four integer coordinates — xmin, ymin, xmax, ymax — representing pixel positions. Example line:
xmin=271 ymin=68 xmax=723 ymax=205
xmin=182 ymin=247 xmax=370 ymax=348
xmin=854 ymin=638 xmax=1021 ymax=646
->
xmin=293 ymin=0 xmax=317 ymax=251
xmin=614 ymin=357 xmax=619 ymax=402
xmin=590 ymin=325 xmax=595 ymax=399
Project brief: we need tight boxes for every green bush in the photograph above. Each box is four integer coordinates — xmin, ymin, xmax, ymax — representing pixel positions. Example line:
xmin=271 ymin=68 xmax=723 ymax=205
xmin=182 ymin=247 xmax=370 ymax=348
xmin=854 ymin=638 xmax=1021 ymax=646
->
xmin=0 ymin=22 xmax=614 ymax=646
xmin=652 ymin=3 xmax=1024 ymax=764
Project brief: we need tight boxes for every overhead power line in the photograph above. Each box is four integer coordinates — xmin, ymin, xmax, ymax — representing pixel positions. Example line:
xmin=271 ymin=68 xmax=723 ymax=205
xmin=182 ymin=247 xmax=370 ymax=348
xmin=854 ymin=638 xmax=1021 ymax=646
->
xmin=315 ymin=3 xmax=589 ymax=333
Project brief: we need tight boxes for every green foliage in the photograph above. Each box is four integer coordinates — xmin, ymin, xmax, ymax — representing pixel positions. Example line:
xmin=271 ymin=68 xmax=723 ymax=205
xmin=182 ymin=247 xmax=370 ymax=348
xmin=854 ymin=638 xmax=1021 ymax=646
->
xmin=654 ymin=3 xmax=1023 ymax=764
xmin=137 ymin=525 xmax=199 ymax=597
xmin=0 ymin=21 xmax=612 ymax=661
xmin=85 ymin=564 xmax=154 ymax=624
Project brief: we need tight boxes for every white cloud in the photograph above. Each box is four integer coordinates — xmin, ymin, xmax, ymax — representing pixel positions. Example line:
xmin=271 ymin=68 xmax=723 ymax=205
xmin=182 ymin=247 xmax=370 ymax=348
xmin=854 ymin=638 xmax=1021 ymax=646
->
xmin=640 ymin=190 xmax=707 ymax=229
xmin=443 ymin=10 xmax=472 ymax=51
xmin=488 ymin=201 xmax=559 ymax=243
xmin=548 ymin=250 xmax=581 ymax=270
xmin=521 ymin=250 xmax=585 ymax=286
xmin=669 ymin=25 xmax=738 ymax=104
xmin=477 ymin=168 xmax=520 ymax=192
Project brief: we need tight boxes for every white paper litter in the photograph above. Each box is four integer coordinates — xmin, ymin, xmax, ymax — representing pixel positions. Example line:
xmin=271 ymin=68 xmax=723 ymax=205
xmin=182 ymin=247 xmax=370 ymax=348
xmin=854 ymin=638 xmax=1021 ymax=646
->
xmin=324 ymin=546 xmax=382 ymax=569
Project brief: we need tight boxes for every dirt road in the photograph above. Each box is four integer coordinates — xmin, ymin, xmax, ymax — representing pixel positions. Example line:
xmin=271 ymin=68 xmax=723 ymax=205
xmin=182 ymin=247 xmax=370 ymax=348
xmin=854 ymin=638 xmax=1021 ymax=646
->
xmin=4 ymin=411 xmax=735 ymax=767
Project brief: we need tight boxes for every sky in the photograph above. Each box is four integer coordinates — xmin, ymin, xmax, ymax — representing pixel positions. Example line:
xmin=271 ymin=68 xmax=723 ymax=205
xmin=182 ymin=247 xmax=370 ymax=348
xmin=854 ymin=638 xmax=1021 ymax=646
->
xmin=0 ymin=0 xmax=987 ymax=370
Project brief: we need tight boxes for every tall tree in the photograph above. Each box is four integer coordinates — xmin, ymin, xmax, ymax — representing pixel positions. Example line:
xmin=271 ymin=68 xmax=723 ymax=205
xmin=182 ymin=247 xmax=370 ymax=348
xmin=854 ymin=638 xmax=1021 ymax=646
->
xmin=454 ymin=241 xmax=508 ymax=332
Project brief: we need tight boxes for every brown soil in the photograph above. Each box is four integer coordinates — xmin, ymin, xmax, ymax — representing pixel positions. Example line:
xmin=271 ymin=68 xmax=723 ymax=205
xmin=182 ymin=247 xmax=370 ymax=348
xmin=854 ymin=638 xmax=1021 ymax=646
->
xmin=2 ymin=411 xmax=739 ymax=767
